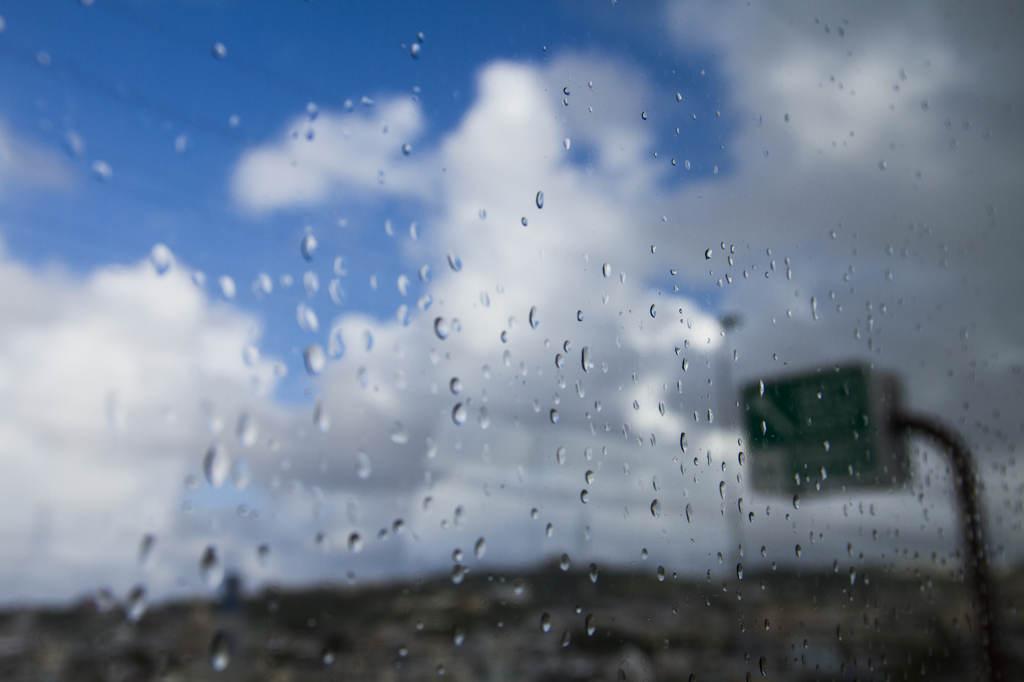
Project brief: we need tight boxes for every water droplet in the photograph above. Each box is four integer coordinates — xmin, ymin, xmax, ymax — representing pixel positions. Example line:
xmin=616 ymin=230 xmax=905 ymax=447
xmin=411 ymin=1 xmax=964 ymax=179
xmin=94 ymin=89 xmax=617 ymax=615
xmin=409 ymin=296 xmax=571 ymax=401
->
xmin=150 ymin=243 xmax=173 ymax=274
xmin=451 ymin=403 xmax=468 ymax=426
xmin=705 ymin=248 xmax=713 ymax=259
xmin=641 ymin=110 xmax=648 ymax=120
xmin=555 ymin=353 xmax=565 ymax=368
xmin=546 ymin=522 xmax=554 ymax=537
xmin=878 ymin=159 xmax=887 ymax=170
xmin=409 ymin=42 xmax=420 ymax=58
xmin=650 ymin=304 xmax=657 ymax=318
xmin=680 ymin=432 xmax=687 ymax=452
xmin=514 ymin=578 xmax=526 ymax=595
xmin=218 ymin=275 xmax=236 ymax=300
xmin=563 ymin=137 xmax=571 ymax=150
xmin=577 ymin=310 xmax=584 ymax=321
xmin=657 ymin=565 xmax=666 ymax=581
xmin=560 ymin=553 xmax=571 ymax=571
xmin=301 ymin=234 xmax=317 ymax=261
xmin=581 ymin=346 xmax=593 ymax=372
xmin=529 ymin=306 xmax=540 ymax=329
xmin=390 ymin=421 xmax=409 ymax=443
xmin=549 ymin=409 xmax=559 ymax=424
xmin=684 ymin=159 xmax=691 ymax=170
xmin=235 ymin=413 xmax=257 ymax=448
xmin=434 ymin=317 xmax=450 ymax=340
xmin=641 ymin=548 xmax=649 ymax=560
xmin=682 ymin=358 xmax=689 ymax=371
xmin=199 ymin=545 xmax=224 ymax=589
xmin=719 ymin=481 xmax=726 ymax=499
xmin=449 ymin=377 xmax=462 ymax=395
xmin=659 ymin=402 xmax=666 ymax=416
xmin=321 ymin=644 xmax=336 ymax=666
xmin=651 ymin=499 xmax=661 ymax=517
xmin=736 ymin=563 xmax=744 ymax=580
xmin=356 ymin=451 xmax=372 ymax=480
xmin=561 ymin=630 xmax=572 ymax=647
xmin=602 ymin=263 xmax=611 ymax=277
xmin=793 ymin=494 xmax=800 ymax=510
xmin=313 ymin=399 xmax=330 ymax=433
xmin=303 ymin=344 xmax=326 ymax=375
xmin=585 ymin=470 xmax=595 ymax=484
xmin=589 ymin=564 xmax=599 ymax=583
xmin=795 ymin=544 xmax=803 ymax=558
xmin=203 ymin=444 xmax=231 ymax=488
xmin=580 ymin=489 xmax=589 ymax=503
xmin=209 ymin=630 xmax=232 ymax=671
xmin=474 ymin=537 xmax=486 ymax=559
xmin=124 ymin=585 xmax=147 ymax=623
xmin=211 ymin=42 xmax=227 ymax=59
xmin=447 ymin=251 xmax=462 ymax=272
xmin=535 ymin=191 xmax=544 ymax=209
xmin=759 ymin=656 xmax=767 ymax=676
xmin=540 ymin=613 xmax=552 ymax=633
xmin=138 ymin=534 xmax=155 ymax=566
xmin=348 ymin=532 xmax=363 ymax=553
xmin=685 ymin=503 xmax=692 ymax=523
xmin=452 ymin=625 xmax=466 ymax=646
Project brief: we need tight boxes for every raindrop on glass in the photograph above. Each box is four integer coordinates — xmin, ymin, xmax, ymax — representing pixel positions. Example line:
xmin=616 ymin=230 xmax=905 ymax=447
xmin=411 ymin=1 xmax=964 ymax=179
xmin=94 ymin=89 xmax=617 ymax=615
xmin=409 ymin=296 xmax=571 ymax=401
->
xmin=356 ymin=451 xmax=372 ymax=480
xmin=301 ymin=234 xmax=317 ymax=261
xmin=304 ymin=344 xmax=326 ymax=375
xmin=209 ymin=630 xmax=232 ymax=671
xmin=203 ymin=444 xmax=231 ymax=489
xmin=199 ymin=545 xmax=224 ymax=589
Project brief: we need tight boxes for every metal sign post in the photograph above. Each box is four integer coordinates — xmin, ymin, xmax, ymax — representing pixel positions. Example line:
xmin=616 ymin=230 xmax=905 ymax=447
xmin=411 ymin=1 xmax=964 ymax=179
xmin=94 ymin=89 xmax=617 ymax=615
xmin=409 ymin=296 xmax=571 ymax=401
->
xmin=741 ymin=365 xmax=1004 ymax=681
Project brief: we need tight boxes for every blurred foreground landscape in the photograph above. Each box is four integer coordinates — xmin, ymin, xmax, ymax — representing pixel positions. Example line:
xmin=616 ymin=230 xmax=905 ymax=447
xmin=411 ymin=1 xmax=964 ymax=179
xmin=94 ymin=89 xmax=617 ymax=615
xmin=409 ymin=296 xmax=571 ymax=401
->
xmin=2 ymin=562 xmax=1022 ymax=681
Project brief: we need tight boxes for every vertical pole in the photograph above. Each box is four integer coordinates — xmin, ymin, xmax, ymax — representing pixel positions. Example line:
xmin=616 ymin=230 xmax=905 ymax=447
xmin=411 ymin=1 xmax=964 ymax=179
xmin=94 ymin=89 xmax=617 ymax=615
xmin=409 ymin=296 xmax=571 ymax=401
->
xmin=891 ymin=413 xmax=1004 ymax=681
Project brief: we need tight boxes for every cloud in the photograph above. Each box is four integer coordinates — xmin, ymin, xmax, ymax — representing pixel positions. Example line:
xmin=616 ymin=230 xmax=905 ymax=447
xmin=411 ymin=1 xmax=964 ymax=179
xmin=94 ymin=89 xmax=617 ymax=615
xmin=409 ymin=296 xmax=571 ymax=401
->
xmin=230 ymin=98 xmax=433 ymax=212
xmin=0 ymin=241 xmax=283 ymax=603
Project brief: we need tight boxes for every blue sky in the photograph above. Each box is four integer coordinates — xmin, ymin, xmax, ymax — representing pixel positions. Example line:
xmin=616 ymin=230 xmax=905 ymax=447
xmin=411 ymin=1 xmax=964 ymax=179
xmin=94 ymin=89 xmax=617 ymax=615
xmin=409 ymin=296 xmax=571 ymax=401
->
xmin=0 ymin=0 xmax=731 ymax=401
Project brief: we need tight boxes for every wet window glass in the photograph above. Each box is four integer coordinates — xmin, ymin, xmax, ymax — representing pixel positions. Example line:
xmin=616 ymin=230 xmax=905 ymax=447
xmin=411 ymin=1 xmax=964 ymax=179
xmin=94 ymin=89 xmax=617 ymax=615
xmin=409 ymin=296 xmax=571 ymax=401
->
xmin=0 ymin=1 xmax=1020 ymax=680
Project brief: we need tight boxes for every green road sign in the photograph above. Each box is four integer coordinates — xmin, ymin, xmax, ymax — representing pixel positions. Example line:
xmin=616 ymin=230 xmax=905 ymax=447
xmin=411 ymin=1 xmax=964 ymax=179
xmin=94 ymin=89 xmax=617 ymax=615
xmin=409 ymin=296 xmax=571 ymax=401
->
xmin=741 ymin=365 xmax=908 ymax=494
